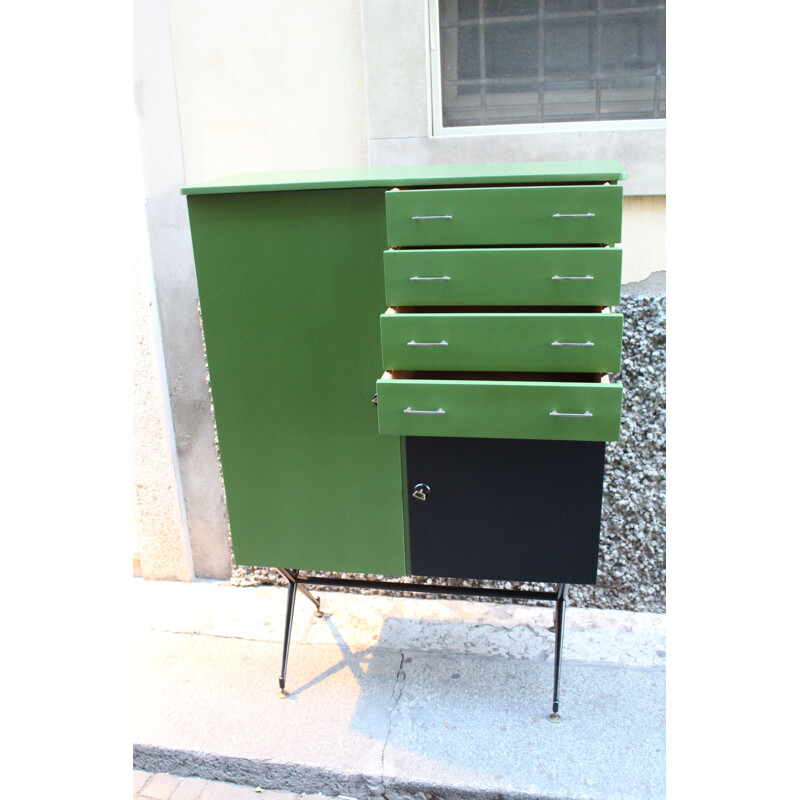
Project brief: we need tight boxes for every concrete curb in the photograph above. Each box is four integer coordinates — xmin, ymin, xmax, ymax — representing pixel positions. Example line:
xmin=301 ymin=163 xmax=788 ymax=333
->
xmin=133 ymin=743 xmax=568 ymax=800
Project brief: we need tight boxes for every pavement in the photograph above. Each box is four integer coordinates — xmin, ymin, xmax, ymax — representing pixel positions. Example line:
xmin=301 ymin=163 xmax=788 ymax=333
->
xmin=133 ymin=578 xmax=665 ymax=800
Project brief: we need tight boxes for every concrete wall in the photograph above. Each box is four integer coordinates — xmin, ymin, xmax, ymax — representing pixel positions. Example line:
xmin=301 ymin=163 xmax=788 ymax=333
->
xmin=621 ymin=196 xmax=666 ymax=291
xmin=133 ymin=189 xmax=194 ymax=582
xmin=133 ymin=1 xmax=666 ymax=594
xmin=135 ymin=0 xmax=232 ymax=580
xmin=168 ymin=0 xmax=370 ymax=181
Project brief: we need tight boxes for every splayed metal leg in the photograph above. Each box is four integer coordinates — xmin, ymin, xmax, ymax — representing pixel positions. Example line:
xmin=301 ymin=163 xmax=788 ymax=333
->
xmin=550 ymin=583 xmax=568 ymax=720
xmin=278 ymin=579 xmax=297 ymax=698
xmin=275 ymin=568 xmax=324 ymax=697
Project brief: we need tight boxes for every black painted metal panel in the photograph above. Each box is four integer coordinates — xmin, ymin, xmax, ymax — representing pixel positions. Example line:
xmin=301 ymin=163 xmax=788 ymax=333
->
xmin=406 ymin=437 xmax=606 ymax=584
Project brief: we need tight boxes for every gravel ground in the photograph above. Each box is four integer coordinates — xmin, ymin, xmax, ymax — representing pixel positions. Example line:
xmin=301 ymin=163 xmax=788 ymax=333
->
xmin=233 ymin=294 xmax=666 ymax=613
xmin=574 ymin=293 xmax=666 ymax=611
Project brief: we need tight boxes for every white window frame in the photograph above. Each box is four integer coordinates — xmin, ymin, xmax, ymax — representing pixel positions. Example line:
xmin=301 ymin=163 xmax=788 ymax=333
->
xmin=427 ymin=0 xmax=666 ymax=139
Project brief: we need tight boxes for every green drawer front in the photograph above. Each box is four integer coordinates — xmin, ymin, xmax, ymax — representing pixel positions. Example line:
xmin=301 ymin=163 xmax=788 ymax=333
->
xmin=380 ymin=312 xmax=622 ymax=373
xmin=385 ymin=185 xmax=623 ymax=247
xmin=376 ymin=379 xmax=622 ymax=441
xmin=384 ymin=247 xmax=622 ymax=307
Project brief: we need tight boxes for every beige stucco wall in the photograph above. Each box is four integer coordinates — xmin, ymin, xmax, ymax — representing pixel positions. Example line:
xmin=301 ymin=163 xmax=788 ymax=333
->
xmin=135 ymin=0 xmax=233 ymax=581
xmin=168 ymin=0 xmax=370 ymax=181
xmin=622 ymin=196 xmax=666 ymax=285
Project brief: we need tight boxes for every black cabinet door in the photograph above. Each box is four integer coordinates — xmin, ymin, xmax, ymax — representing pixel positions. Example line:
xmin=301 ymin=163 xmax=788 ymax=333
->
xmin=406 ymin=437 xmax=606 ymax=584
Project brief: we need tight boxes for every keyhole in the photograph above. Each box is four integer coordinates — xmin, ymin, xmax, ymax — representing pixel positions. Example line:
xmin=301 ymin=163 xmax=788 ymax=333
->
xmin=412 ymin=483 xmax=431 ymax=501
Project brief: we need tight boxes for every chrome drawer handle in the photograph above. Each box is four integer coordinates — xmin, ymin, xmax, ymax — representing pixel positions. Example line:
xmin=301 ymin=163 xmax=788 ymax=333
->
xmin=404 ymin=407 xmax=445 ymax=415
xmin=551 ymin=275 xmax=594 ymax=281
xmin=552 ymin=212 xmax=596 ymax=218
xmin=551 ymin=341 xmax=595 ymax=347
xmin=409 ymin=276 xmax=451 ymax=281
xmin=407 ymin=340 xmax=448 ymax=347
xmin=411 ymin=215 xmax=453 ymax=221
xmin=550 ymin=411 xmax=593 ymax=418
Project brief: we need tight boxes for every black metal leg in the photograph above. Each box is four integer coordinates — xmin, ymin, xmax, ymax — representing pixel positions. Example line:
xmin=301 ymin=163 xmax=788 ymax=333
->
xmin=550 ymin=583 xmax=568 ymax=719
xmin=276 ymin=568 xmax=326 ymax=697
xmin=278 ymin=578 xmax=298 ymax=698
xmin=296 ymin=582 xmax=324 ymax=617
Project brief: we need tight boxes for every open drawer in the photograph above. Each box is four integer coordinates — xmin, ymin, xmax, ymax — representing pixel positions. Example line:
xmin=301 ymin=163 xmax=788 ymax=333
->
xmin=385 ymin=184 xmax=623 ymax=247
xmin=380 ymin=308 xmax=622 ymax=373
xmin=383 ymin=246 xmax=622 ymax=307
xmin=376 ymin=372 xmax=622 ymax=441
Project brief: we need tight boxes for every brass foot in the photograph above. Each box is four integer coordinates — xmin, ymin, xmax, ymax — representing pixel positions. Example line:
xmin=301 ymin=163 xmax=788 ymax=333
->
xmin=548 ymin=712 xmax=562 ymax=724
xmin=278 ymin=688 xmax=290 ymax=699
xmin=314 ymin=608 xmax=324 ymax=618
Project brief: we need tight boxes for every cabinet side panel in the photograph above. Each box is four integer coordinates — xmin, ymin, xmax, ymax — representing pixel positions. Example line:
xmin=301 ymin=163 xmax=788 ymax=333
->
xmin=187 ymin=189 xmax=406 ymax=575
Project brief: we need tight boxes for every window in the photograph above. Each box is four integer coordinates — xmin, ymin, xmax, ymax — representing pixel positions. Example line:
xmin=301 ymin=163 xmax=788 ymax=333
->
xmin=436 ymin=0 xmax=666 ymax=129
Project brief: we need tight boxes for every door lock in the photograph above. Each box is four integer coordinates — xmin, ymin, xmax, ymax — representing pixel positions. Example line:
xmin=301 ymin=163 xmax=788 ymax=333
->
xmin=411 ymin=483 xmax=431 ymax=501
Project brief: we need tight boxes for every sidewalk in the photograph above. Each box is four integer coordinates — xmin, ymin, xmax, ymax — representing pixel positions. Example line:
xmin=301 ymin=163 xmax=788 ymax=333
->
xmin=133 ymin=578 xmax=665 ymax=800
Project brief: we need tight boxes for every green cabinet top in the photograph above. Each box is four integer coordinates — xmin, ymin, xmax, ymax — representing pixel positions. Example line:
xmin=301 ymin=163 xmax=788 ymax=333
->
xmin=181 ymin=160 xmax=626 ymax=196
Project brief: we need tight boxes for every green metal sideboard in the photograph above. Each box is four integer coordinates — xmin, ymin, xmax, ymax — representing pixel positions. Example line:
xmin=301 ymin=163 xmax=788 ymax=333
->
xmin=181 ymin=161 xmax=625 ymax=716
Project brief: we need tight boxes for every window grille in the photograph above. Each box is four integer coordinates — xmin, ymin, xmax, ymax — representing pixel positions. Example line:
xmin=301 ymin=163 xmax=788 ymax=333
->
xmin=438 ymin=0 xmax=666 ymax=128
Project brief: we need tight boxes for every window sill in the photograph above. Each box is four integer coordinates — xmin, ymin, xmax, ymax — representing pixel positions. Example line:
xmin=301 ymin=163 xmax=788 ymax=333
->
xmin=433 ymin=118 xmax=666 ymax=138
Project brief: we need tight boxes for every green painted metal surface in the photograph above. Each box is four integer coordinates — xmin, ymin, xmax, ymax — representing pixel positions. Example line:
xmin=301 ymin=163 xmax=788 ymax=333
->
xmin=383 ymin=247 xmax=622 ymax=307
xmin=181 ymin=160 xmax=625 ymax=196
xmin=186 ymin=189 xmax=406 ymax=575
xmin=385 ymin=185 xmax=623 ymax=247
xmin=380 ymin=312 xmax=622 ymax=373
xmin=376 ymin=379 xmax=623 ymax=441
